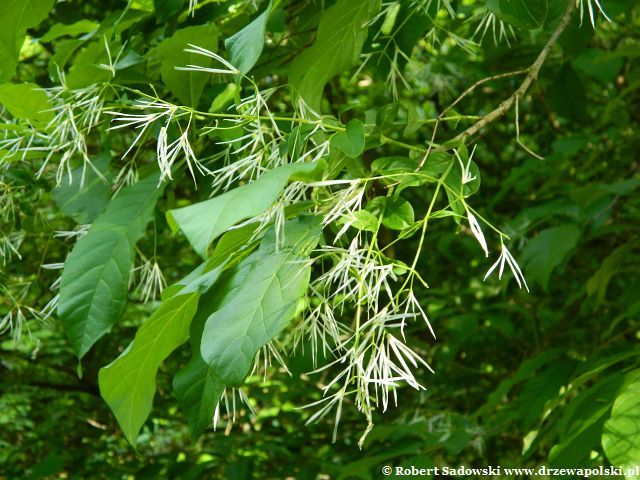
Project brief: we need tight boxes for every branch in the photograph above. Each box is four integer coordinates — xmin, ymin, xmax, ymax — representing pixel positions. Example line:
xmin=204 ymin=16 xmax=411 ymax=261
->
xmin=439 ymin=69 xmax=528 ymax=120
xmin=452 ymin=0 xmax=576 ymax=144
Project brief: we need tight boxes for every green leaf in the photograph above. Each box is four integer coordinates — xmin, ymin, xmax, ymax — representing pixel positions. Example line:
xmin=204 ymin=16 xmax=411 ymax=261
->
xmin=349 ymin=209 xmax=379 ymax=233
xmin=521 ymin=225 xmax=580 ymax=291
xmin=558 ymin=13 xmax=594 ymax=56
xmin=479 ymin=348 xmax=565 ymax=415
xmin=48 ymin=38 xmax=86 ymax=80
xmin=0 ymin=0 xmax=54 ymax=82
xmin=66 ymin=40 xmax=113 ymax=89
xmin=382 ymin=197 xmax=414 ymax=231
xmin=373 ymin=3 xmax=434 ymax=77
xmin=99 ymin=292 xmax=199 ymax=446
xmin=586 ymin=242 xmax=635 ymax=306
xmin=370 ymin=156 xmax=415 ymax=174
xmin=200 ymin=217 xmax=321 ymax=386
xmin=0 ymin=83 xmax=53 ymax=127
xmin=574 ymin=49 xmax=623 ymax=85
xmin=155 ymin=24 xmax=219 ymax=107
xmin=371 ymin=156 xmax=438 ymax=190
xmin=490 ymin=0 xmax=548 ymax=30
xmin=153 ymin=0 xmax=184 ymax=23
xmin=173 ymin=280 xmax=228 ymax=439
xmin=169 ymin=222 xmax=263 ymax=436
xmin=40 ymin=20 xmax=99 ymax=43
xmin=167 ymin=162 xmax=323 ymax=258
xmin=549 ymin=372 xmax=627 ymax=467
xmin=209 ymin=83 xmax=238 ymax=113
xmin=52 ymin=153 xmax=112 ymax=224
xmin=289 ymin=0 xmax=380 ymax=112
xmin=225 ymin=2 xmax=271 ymax=75
xmin=330 ymin=119 xmax=365 ymax=158
xmin=58 ymin=173 xmax=163 ymax=358
xmin=174 ymin=217 xmax=321 ymax=438
xmin=603 ymin=377 xmax=640 ymax=472
xmin=549 ymin=64 xmax=589 ymax=123
xmin=380 ymin=2 xmax=401 ymax=35
xmin=514 ymin=362 xmax=575 ymax=430
xmin=366 ymin=196 xmax=415 ymax=231
xmin=98 ymin=258 xmax=225 ymax=446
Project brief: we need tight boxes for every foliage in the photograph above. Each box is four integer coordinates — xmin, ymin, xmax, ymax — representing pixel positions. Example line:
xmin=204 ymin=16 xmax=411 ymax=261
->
xmin=1 ymin=0 xmax=639 ymax=478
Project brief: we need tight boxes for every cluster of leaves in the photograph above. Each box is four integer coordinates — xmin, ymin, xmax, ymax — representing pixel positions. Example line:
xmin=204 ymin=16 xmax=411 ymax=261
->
xmin=1 ymin=0 xmax=639 ymax=478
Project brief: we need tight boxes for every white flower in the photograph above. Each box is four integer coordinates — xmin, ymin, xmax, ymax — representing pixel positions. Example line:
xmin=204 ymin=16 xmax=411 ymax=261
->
xmin=177 ymin=44 xmax=240 ymax=76
xmin=484 ymin=242 xmax=529 ymax=292
xmin=466 ymin=209 xmax=489 ymax=257
xmin=53 ymin=224 xmax=90 ymax=240
xmin=107 ymin=98 xmax=179 ymax=159
xmin=454 ymin=146 xmax=477 ymax=185
xmin=188 ymin=0 xmax=198 ymax=16
xmin=577 ymin=0 xmax=611 ymax=27
xmin=0 ymin=231 xmax=24 ymax=264
xmin=473 ymin=10 xmax=515 ymax=46
xmin=212 ymin=387 xmax=255 ymax=431
xmin=132 ymin=259 xmax=166 ymax=303
xmin=98 ymin=35 xmax=126 ymax=77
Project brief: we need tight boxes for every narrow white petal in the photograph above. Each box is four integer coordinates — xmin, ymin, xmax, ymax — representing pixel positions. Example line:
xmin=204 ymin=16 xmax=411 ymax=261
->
xmin=467 ymin=210 xmax=489 ymax=257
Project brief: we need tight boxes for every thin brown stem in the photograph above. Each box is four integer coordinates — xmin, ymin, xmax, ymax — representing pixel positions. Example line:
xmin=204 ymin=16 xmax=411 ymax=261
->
xmin=440 ymin=69 xmax=529 ymax=120
xmin=452 ymin=0 xmax=576 ymax=144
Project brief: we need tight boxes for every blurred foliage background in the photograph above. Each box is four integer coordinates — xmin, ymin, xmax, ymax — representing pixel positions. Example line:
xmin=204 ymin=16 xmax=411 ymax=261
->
xmin=1 ymin=0 xmax=639 ymax=478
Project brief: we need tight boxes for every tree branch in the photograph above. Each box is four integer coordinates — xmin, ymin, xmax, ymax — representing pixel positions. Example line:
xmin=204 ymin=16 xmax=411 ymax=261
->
xmin=452 ymin=0 xmax=576 ymax=144
xmin=439 ymin=69 xmax=529 ymax=120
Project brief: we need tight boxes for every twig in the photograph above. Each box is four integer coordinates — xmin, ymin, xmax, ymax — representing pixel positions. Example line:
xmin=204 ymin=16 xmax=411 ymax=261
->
xmin=439 ymin=69 xmax=529 ymax=119
xmin=418 ymin=70 xmax=529 ymax=167
xmin=515 ymin=96 xmax=544 ymax=159
xmin=452 ymin=0 xmax=576 ymax=144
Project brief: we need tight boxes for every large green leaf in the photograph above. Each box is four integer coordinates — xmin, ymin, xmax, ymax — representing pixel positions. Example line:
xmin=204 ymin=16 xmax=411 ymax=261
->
xmin=98 ymin=265 xmax=223 ymax=445
xmin=488 ymin=0 xmax=548 ymax=30
xmin=172 ymin=224 xmax=261 ymax=438
xmin=40 ymin=20 xmax=99 ymax=43
xmin=99 ymin=293 xmax=199 ymax=445
xmin=365 ymin=196 xmax=414 ymax=231
xmin=479 ymin=348 xmax=565 ymax=415
xmin=173 ymin=287 xmax=226 ymax=439
xmin=167 ymin=161 xmax=323 ymax=258
xmin=0 ymin=0 xmax=54 ymax=82
xmin=521 ymin=225 xmax=580 ymax=291
xmin=52 ymin=153 xmax=112 ymax=224
xmin=174 ymin=217 xmax=321 ymax=438
xmin=549 ymin=372 xmax=627 ymax=467
xmin=225 ymin=2 xmax=271 ymax=75
xmin=549 ymin=64 xmax=589 ymax=123
xmin=58 ymin=174 xmax=163 ymax=358
xmin=603 ymin=377 xmax=640 ymax=473
xmin=374 ymin=3 xmax=434 ymax=76
xmin=65 ymin=39 xmax=113 ymax=89
xmin=0 ymin=83 xmax=53 ymax=127
xmin=586 ymin=242 xmax=635 ymax=306
xmin=162 ymin=224 xmax=258 ymax=301
xmin=289 ymin=0 xmax=380 ymax=112
xmin=200 ymin=217 xmax=321 ymax=386
xmin=330 ymin=119 xmax=365 ymax=158
xmin=47 ymin=38 xmax=86 ymax=80
xmin=155 ymin=24 xmax=219 ymax=106
xmin=153 ymin=0 xmax=184 ymax=23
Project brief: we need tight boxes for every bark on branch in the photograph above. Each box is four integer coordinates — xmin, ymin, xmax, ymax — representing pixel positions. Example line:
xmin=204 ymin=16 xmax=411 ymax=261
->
xmin=452 ymin=0 xmax=576 ymax=143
